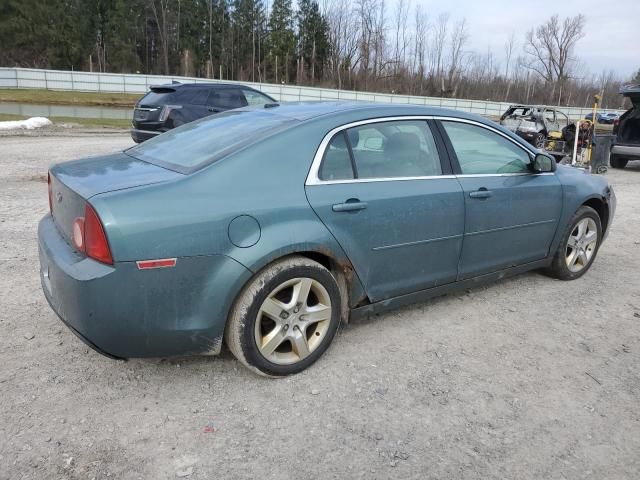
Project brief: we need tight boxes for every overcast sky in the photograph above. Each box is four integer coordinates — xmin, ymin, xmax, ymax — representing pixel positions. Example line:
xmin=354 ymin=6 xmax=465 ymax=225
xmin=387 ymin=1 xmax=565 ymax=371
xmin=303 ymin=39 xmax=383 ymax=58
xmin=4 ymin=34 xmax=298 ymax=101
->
xmin=387 ymin=0 xmax=639 ymax=79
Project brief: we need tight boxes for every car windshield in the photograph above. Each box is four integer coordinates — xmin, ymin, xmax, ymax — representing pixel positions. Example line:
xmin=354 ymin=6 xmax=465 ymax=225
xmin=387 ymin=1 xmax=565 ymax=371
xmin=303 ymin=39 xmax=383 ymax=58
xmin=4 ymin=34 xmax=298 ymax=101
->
xmin=126 ymin=110 xmax=296 ymax=173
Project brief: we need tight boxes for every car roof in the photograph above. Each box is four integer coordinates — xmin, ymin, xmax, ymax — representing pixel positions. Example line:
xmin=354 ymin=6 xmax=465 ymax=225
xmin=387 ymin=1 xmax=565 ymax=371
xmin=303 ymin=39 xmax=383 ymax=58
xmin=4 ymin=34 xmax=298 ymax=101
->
xmin=235 ymin=101 xmax=492 ymax=123
xmin=150 ymin=82 xmax=261 ymax=91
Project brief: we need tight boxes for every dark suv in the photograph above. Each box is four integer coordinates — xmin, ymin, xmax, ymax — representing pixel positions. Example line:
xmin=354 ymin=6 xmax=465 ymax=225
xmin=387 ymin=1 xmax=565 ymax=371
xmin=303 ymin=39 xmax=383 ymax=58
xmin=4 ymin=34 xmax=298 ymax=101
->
xmin=611 ymin=84 xmax=640 ymax=169
xmin=130 ymin=83 xmax=276 ymax=143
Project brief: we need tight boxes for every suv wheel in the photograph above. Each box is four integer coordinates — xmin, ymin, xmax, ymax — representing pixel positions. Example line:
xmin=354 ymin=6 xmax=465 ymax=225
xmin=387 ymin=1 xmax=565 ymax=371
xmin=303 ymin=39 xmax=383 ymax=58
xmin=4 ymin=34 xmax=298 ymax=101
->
xmin=534 ymin=132 xmax=546 ymax=149
xmin=610 ymin=156 xmax=628 ymax=169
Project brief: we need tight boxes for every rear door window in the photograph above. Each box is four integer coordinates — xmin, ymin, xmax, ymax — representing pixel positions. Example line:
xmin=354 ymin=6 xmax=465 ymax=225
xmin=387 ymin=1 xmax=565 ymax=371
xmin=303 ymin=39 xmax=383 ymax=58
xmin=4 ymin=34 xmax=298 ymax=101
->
xmin=207 ymin=89 xmax=248 ymax=109
xmin=173 ymin=88 xmax=209 ymax=105
xmin=318 ymin=133 xmax=354 ymax=181
xmin=348 ymin=120 xmax=442 ymax=178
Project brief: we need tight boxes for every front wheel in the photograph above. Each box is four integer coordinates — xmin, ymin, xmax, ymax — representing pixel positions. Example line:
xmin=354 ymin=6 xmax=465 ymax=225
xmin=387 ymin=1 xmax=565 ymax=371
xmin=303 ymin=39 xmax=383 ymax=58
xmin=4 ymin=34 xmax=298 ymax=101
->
xmin=547 ymin=206 xmax=602 ymax=280
xmin=534 ymin=132 xmax=546 ymax=149
xmin=225 ymin=256 xmax=342 ymax=376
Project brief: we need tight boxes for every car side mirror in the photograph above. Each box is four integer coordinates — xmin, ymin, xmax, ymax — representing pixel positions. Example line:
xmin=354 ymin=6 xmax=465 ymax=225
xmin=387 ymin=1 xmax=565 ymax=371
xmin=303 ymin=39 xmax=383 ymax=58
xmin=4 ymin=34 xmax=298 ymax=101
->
xmin=532 ymin=153 xmax=556 ymax=173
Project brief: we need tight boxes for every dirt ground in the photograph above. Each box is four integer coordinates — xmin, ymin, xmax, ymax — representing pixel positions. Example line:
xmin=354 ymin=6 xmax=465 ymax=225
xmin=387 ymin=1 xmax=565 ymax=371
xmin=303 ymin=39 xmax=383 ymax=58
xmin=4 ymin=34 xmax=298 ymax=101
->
xmin=1 ymin=133 xmax=639 ymax=480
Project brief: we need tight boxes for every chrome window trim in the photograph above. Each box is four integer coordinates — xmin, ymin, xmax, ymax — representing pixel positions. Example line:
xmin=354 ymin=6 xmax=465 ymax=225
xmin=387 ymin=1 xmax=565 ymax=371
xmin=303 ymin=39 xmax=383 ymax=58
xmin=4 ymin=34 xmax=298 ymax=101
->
xmin=456 ymin=172 xmax=554 ymax=178
xmin=306 ymin=115 xmax=541 ymax=186
xmin=308 ymin=175 xmax=457 ymax=186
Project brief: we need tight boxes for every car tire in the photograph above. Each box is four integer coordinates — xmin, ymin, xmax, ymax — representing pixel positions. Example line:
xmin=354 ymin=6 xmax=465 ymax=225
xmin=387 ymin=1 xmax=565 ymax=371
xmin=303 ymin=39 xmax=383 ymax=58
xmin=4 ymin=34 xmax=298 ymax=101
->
xmin=610 ymin=156 xmax=628 ymax=169
xmin=225 ymin=255 xmax=342 ymax=377
xmin=546 ymin=206 xmax=602 ymax=281
xmin=534 ymin=132 xmax=546 ymax=149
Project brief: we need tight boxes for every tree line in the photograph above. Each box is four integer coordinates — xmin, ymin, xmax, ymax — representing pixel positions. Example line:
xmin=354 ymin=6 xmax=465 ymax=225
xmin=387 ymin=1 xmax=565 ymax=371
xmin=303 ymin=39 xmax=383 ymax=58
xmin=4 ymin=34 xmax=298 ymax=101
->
xmin=0 ymin=0 xmax=637 ymax=109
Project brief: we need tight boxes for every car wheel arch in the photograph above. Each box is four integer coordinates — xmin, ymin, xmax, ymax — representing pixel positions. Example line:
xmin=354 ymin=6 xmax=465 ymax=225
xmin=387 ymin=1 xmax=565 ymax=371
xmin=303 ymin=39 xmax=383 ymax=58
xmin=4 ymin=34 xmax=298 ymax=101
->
xmin=582 ymin=196 xmax=609 ymax=234
xmin=233 ymin=248 xmax=367 ymax=325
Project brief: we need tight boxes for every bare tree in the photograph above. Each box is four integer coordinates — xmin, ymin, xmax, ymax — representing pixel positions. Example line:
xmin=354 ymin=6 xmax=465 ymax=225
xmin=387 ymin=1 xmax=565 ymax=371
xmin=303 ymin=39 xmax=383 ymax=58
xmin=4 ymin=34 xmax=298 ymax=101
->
xmin=503 ymin=31 xmax=516 ymax=100
xmin=443 ymin=18 xmax=468 ymax=97
xmin=523 ymin=14 xmax=586 ymax=102
xmin=431 ymin=13 xmax=449 ymax=81
xmin=392 ymin=0 xmax=409 ymax=76
xmin=411 ymin=5 xmax=428 ymax=94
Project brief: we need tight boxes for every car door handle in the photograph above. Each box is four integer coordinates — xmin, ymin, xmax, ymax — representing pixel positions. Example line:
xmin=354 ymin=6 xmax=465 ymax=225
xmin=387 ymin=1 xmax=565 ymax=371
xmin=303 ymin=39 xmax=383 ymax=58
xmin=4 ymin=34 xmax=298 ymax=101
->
xmin=469 ymin=189 xmax=493 ymax=199
xmin=207 ymin=107 xmax=219 ymax=112
xmin=332 ymin=200 xmax=368 ymax=212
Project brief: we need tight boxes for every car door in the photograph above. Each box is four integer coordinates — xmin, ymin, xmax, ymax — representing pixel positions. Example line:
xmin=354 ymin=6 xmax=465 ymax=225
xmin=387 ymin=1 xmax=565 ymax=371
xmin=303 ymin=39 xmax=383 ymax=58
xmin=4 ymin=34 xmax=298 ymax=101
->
xmin=305 ymin=118 xmax=465 ymax=302
xmin=544 ymin=109 xmax=560 ymax=132
xmin=172 ymin=88 xmax=210 ymax=124
xmin=437 ymin=120 xmax=562 ymax=280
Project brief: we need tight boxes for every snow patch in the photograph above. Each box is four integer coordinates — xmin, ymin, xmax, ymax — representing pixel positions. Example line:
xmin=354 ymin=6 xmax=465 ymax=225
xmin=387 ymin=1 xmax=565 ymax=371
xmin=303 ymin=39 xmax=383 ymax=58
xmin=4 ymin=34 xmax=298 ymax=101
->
xmin=0 ymin=117 xmax=53 ymax=131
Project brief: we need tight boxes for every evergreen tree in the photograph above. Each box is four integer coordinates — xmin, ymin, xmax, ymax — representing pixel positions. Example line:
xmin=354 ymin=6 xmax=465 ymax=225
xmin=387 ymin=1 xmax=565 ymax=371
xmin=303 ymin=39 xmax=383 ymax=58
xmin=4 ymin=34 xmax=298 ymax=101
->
xmin=266 ymin=0 xmax=295 ymax=83
xmin=231 ymin=0 xmax=265 ymax=81
xmin=296 ymin=0 xmax=329 ymax=84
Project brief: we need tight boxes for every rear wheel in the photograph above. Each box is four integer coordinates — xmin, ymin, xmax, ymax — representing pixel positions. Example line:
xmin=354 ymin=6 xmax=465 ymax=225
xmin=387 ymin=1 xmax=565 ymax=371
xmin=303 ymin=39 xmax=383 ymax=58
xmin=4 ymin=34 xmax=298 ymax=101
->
xmin=547 ymin=206 xmax=602 ymax=280
xmin=225 ymin=256 xmax=341 ymax=377
xmin=610 ymin=156 xmax=628 ymax=169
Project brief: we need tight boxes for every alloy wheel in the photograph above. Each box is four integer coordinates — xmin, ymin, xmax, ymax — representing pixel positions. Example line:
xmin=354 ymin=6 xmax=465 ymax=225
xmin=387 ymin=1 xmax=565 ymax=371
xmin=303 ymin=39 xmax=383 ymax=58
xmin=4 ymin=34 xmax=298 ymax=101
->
xmin=565 ymin=218 xmax=598 ymax=273
xmin=254 ymin=277 xmax=333 ymax=365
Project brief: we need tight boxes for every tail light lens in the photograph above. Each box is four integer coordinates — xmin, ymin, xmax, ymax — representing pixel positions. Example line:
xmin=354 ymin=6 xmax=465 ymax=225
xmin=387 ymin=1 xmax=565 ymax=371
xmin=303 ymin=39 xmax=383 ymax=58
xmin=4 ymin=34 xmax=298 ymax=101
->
xmin=47 ymin=172 xmax=53 ymax=213
xmin=158 ymin=104 xmax=182 ymax=122
xmin=71 ymin=204 xmax=113 ymax=265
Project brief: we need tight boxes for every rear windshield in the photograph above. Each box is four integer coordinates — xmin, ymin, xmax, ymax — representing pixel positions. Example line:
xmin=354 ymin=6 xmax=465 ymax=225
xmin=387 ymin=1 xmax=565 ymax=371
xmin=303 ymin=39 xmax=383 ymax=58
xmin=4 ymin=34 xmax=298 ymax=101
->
xmin=126 ymin=110 xmax=296 ymax=173
xmin=139 ymin=89 xmax=176 ymax=106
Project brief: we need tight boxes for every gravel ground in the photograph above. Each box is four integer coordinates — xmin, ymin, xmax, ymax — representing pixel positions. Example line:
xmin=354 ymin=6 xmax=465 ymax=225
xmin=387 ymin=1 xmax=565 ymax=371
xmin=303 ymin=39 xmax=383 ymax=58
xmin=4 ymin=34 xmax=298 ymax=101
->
xmin=1 ymin=133 xmax=639 ymax=480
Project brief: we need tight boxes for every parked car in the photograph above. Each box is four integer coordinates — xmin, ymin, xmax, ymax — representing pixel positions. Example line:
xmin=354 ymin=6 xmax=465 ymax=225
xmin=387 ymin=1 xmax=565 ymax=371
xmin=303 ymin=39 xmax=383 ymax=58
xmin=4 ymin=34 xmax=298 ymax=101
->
xmin=585 ymin=112 xmax=619 ymax=124
xmin=40 ymin=102 xmax=615 ymax=376
xmin=130 ymin=82 xmax=276 ymax=143
xmin=500 ymin=105 xmax=569 ymax=148
xmin=600 ymin=112 xmax=620 ymax=124
xmin=611 ymin=84 xmax=640 ymax=169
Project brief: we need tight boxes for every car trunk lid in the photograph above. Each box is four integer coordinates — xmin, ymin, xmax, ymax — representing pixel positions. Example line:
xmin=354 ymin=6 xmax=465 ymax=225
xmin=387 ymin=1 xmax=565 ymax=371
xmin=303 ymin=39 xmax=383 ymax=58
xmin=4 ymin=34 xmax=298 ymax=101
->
xmin=49 ymin=152 xmax=182 ymax=245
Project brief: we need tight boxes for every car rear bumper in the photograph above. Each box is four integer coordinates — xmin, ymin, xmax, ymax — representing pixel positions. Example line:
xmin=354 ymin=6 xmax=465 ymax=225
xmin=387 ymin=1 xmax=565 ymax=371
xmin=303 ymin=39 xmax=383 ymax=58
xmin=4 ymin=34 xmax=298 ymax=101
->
xmin=611 ymin=144 xmax=640 ymax=160
xmin=38 ymin=214 xmax=252 ymax=358
xmin=130 ymin=128 xmax=161 ymax=143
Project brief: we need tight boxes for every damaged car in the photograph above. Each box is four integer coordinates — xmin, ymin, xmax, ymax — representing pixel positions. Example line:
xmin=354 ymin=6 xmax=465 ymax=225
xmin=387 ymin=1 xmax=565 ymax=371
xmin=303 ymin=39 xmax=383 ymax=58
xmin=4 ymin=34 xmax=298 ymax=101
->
xmin=611 ymin=84 xmax=640 ymax=169
xmin=39 ymin=102 xmax=615 ymax=376
xmin=500 ymin=105 xmax=569 ymax=148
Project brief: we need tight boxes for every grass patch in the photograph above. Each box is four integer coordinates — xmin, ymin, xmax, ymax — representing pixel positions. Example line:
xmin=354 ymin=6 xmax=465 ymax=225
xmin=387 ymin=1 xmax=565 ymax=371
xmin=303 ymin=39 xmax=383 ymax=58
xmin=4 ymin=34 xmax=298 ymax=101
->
xmin=0 ymin=88 xmax=140 ymax=107
xmin=0 ymin=113 xmax=130 ymax=128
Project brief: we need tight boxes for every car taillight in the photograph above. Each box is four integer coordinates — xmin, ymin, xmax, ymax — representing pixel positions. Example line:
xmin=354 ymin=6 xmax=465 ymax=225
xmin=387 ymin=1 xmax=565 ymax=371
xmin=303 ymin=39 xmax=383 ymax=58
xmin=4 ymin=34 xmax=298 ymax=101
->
xmin=48 ymin=172 xmax=52 ymax=213
xmin=72 ymin=204 xmax=113 ymax=265
xmin=158 ymin=104 xmax=182 ymax=122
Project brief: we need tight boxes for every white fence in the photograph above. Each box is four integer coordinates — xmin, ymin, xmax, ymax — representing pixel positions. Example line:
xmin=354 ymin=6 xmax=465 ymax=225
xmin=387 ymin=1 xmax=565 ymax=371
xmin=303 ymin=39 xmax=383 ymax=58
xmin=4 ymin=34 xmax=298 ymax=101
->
xmin=0 ymin=67 xmax=622 ymax=120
